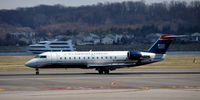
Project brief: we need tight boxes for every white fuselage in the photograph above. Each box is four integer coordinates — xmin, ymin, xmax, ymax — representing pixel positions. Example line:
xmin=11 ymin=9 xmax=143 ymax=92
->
xmin=25 ymin=34 xmax=175 ymax=74
xmin=25 ymin=51 xmax=165 ymax=69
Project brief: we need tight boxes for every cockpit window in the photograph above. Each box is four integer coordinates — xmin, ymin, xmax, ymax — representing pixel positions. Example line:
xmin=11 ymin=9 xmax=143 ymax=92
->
xmin=34 ymin=55 xmax=47 ymax=58
xmin=40 ymin=55 xmax=47 ymax=58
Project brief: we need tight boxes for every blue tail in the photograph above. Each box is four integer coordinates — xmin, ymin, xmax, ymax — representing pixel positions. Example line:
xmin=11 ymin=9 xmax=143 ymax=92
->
xmin=148 ymin=34 xmax=176 ymax=54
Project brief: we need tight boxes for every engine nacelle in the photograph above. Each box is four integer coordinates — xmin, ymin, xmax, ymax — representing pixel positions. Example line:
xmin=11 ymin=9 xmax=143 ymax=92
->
xmin=127 ymin=51 xmax=142 ymax=60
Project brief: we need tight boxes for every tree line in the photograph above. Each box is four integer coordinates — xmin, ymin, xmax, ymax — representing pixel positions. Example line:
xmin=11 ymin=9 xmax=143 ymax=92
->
xmin=0 ymin=1 xmax=200 ymax=45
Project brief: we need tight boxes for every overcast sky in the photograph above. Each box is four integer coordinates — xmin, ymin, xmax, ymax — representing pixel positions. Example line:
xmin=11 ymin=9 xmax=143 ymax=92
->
xmin=0 ymin=0 xmax=197 ymax=10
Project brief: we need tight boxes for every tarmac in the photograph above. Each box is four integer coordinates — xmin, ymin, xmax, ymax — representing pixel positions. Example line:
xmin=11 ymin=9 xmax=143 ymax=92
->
xmin=0 ymin=69 xmax=200 ymax=100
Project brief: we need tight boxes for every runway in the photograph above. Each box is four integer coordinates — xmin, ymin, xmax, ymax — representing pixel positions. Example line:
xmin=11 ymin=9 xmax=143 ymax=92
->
xmin=0 ymin=69 xmax=200 ymax=100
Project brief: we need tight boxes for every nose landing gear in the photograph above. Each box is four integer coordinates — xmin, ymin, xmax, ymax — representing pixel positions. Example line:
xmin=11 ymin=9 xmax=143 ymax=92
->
xmin=35 ymin=68 xmax=39 ymax=75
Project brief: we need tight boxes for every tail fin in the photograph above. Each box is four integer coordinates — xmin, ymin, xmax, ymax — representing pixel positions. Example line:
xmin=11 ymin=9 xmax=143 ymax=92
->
xmin=148 ymin=34 xmax=176 ymax=54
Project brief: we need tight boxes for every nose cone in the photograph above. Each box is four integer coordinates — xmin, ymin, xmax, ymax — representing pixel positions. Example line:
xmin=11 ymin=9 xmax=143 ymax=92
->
xmin=25 ymin=60 xmax=36 ymax=68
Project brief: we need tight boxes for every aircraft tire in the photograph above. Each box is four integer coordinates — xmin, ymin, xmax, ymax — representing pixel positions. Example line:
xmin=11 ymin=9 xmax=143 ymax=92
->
xmin=104 ymin=70 xmax=109 ymax=74
xmin=98 ymin=70 xmax=103 ymax=74
xmin=35 ymin=68 xmax=39 ymax=75
xmin=36 ymin=72 xmax=39 ymax=75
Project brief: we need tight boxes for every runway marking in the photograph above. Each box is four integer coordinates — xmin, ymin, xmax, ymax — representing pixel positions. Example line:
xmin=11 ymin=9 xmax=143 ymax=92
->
xmin=141 ymin=86 xmax=151 ymax=90
xmin=184 ymin=89 xmax=200 ymax=92
xmin=34 ymin=86 xmax=153 ymax=96
xmin=150 ymin=86 xmax=200 ymax=89
xmin=34 ymin=75 xmax=57 ymax=78
xmin=41 ymin=86 xmax=200 ymax=91
xmin=30 ymin=86 xmax=200 ymax=96
xmin=40 ymin=86 xmax=132 ymax=90
xmin=110 ymin=78 xmax=141 ymax=86
xmin=72 ymin=79 xmax=107 ymax=85
xmin=0 ymin=88 xmax=5 ymax=91
xmin=111 ymin=80 xmax=121 ymax=85
xmin=31 ymin=76 xmax=109 ymax=86
xmin=32 ymin=89 xmax=142 ymax=96
xmin=110 ymin=78 xmax=133 ymax=86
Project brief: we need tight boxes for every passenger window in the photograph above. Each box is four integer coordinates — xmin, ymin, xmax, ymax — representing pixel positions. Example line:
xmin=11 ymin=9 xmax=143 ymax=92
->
xmin=115 ymin=56 xmax=117 ymax=59
xmin=88 ymin=57 xmax=90 ymax=59
xmin=69 ymin=57 xmax=71 ymax=59
xmin=65 ymin=57 xmax=66 ymax=59
xmin=79 ymin=57 xmax=81 ymax=59
xmin=105 ymin=57 xmax=107 ymax=59
xmin=110 ymin=57 xmax=112 ymax=59
xmin=60 ymin=57 xmax=62 ymax=59
xmin=97 ymin=57 xmax=99 ymax=59
xmin=83 ymin=57 xmax=85 ymax=59
xmin=74 ymin=57 xmax=76 ymax=59
xmin=101 ymin=57 xmax=103 ymax=59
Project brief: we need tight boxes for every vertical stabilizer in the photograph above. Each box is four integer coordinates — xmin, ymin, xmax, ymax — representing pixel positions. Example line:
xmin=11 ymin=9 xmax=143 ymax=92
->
xmin=148 ymin=34 xmax=176 ymax=54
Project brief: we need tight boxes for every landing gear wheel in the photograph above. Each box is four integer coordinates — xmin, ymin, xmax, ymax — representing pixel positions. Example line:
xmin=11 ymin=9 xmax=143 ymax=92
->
xmin=98 ymin=70 xmax=103 ymax=74
xmin=97 ymin=68 xmax=110 ymax=74
xmin=104 ymin=70 xmax=109 ymax=74
xmin=35 ymin=68 xmax=39 ymax=75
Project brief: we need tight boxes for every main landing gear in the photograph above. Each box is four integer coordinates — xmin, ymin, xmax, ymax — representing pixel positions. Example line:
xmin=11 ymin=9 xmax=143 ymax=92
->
xmin=35 ymin=68 xmax=39 ymax=75
xmin=97 ymin=68 xmax=110 ymax=74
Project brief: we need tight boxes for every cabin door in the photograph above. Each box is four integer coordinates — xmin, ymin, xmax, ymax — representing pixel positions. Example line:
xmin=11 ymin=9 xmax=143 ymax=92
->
xmin=50 ymin=53 xmax=58 ymax=64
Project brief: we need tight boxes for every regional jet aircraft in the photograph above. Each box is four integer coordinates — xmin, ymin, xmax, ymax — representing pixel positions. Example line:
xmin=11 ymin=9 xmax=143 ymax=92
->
xmin=25 ymin=34 xmax=176 ymax=75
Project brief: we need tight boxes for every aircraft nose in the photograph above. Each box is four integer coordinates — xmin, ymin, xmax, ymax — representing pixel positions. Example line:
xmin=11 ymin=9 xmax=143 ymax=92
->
xmin=25 ymin=60 xmax=36 ymax=67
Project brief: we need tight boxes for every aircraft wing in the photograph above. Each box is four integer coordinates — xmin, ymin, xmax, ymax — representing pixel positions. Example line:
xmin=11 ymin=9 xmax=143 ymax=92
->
xmin=87 ymin=62 xmax=135 ymax=67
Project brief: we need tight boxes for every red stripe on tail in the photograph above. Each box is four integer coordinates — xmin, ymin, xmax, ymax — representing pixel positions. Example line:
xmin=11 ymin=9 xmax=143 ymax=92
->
xmin=160 ymin=34 xmax=176 ymax=40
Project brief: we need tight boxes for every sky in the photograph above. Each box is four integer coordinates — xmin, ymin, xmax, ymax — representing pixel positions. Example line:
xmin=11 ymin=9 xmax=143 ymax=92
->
xmin=0 ymin=0 xmax=197 ymax=10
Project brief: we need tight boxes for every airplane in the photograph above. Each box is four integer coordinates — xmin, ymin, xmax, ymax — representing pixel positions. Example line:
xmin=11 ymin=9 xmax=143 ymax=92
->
xmin=25 ymin=34 xmax=177 ymax=75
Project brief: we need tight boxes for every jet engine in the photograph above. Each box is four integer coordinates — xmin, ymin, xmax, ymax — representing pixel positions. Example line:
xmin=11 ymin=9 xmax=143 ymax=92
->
xmin=127 ymin=51 xmax=142 ymax=60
